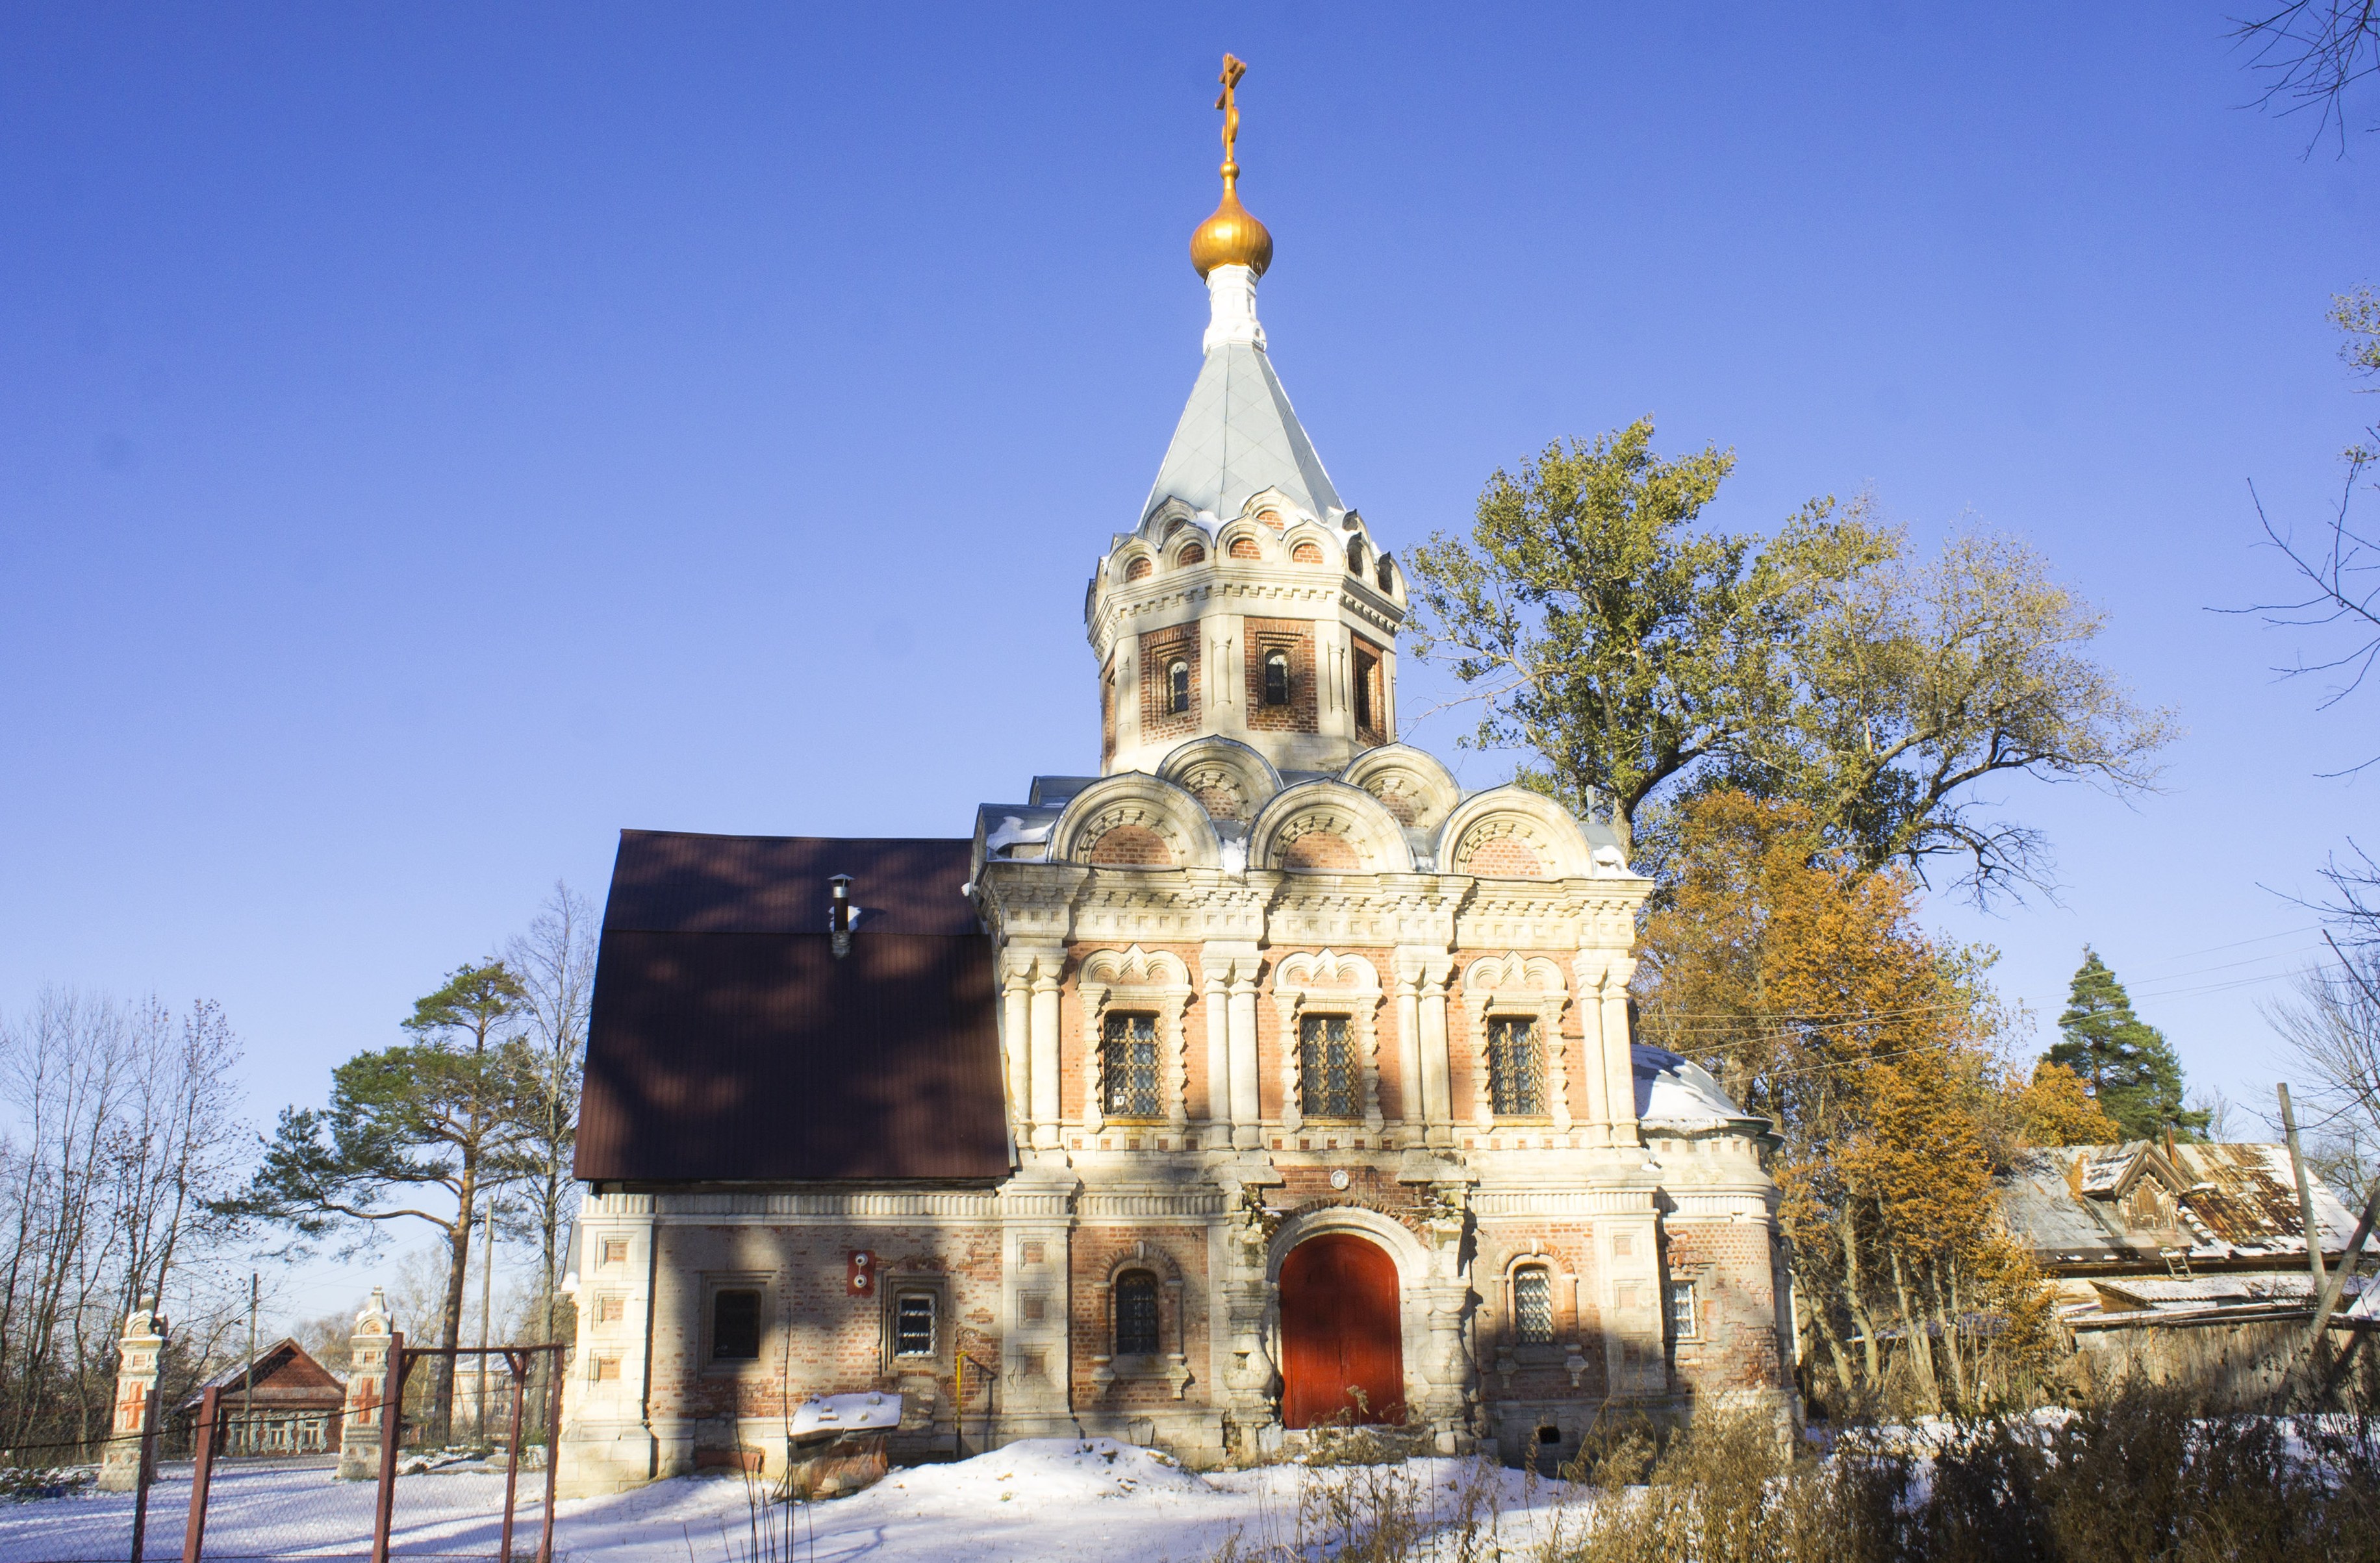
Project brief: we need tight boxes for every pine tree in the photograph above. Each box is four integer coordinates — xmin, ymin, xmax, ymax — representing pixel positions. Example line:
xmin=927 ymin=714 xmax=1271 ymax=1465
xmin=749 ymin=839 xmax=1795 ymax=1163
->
xmin=2047 ymin=947 xmax=2210 ymax=1142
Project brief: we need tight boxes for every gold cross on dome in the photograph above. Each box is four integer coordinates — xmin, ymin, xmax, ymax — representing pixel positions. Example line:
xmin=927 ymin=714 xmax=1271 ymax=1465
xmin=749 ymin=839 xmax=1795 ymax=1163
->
xmin=1216 ymin=54 xmax=1248 ymax=168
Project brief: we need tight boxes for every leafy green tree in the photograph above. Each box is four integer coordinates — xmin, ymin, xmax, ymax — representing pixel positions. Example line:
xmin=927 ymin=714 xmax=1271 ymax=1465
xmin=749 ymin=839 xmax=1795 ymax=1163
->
xmin=2048 ymin=948 xmax=2209 ymax=1142
xmin=1405 ymin=419 xmax=1886 ymax=866
xmin=1408 ymin=419 xmax=2173 ymax=902
xmin=218 ymin=962 xmax=532 ymax=1436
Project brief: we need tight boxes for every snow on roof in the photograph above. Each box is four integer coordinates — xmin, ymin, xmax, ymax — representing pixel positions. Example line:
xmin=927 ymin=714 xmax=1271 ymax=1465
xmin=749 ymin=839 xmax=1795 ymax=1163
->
xmin=1632 ymin=1045 xmax=1761 ymax=1131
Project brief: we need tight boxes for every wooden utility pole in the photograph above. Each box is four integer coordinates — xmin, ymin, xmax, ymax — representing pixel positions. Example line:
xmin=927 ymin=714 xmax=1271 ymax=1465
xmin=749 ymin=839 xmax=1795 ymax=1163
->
xmin=2277 ymin=1084 xmax=2328 ymax=1292
xmin=241 ymin=1272 xmax=259 ymax=1456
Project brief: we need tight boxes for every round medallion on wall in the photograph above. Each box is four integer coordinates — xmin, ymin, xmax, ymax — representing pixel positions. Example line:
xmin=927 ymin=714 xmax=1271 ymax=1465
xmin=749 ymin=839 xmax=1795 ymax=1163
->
xmin=1329 ymin=1169 xmax=1350 ymax=1191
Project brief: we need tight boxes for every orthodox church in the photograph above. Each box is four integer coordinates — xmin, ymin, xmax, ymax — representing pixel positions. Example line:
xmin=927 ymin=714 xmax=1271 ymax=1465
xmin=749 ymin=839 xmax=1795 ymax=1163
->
xmin=557 ymin=60 xmax=1794 ymax=1493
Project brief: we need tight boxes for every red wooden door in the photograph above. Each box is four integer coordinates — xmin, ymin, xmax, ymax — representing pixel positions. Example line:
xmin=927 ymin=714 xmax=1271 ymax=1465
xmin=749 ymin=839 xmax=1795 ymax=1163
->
xmin=1278 ymin=1234 xmax=1404 ymax=1427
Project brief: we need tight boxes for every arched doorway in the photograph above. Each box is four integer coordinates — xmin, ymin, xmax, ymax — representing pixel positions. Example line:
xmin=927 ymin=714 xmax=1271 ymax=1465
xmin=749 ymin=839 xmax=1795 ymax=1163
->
xmin=1278 ymin=1232 xmax=1404 ymax=1427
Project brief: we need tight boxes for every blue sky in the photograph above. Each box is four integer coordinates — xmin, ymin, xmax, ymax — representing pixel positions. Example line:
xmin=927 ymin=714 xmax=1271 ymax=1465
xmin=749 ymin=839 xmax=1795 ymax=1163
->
xmin=3 ymin=6 xmax=2374 ymax=1318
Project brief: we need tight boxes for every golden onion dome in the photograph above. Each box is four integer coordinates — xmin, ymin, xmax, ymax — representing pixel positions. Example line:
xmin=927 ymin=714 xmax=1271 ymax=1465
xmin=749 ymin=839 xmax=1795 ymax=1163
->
xmin=1191 ymin=162 xmax=1273 ymax=279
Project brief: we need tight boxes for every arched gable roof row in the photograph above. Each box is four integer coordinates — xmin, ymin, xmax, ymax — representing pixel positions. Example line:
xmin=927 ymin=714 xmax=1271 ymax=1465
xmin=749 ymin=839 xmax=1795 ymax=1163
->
xmin=1036 ymin=738 xmax=1628 ymax=882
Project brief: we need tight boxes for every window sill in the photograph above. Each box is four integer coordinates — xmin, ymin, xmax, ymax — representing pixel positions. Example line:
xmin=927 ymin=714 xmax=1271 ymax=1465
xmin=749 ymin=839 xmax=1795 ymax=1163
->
xmin=699 ymin=1361 xmax=769 ymax=1379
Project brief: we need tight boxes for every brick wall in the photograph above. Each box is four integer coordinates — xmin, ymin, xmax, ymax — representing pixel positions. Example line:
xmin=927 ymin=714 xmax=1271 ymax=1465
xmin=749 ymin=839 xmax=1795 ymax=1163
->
xmin=1067 ymin=1229 xmax=1212 ymax=1410
xmin=1137 ymin=624 xmax=1202 ymax=742
xmin=1243 ymin=618 xmax=1318 ymax=733
xmin=1662 ymin=1220 xmax=1787 ymax=1394
xmin=645 ymin=1221 xmax=1005 ymax=1447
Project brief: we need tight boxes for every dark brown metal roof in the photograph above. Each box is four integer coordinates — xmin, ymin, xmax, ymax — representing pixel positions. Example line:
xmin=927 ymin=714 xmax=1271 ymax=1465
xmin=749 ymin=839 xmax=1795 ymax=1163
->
xmin=602 ymin=831 xmax=981 ymax=936
xmin=576 ymin=833 xmax=1009 ymax=1184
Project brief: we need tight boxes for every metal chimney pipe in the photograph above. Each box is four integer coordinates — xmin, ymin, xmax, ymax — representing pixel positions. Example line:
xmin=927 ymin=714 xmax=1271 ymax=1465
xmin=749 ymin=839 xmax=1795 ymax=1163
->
xmin=829 ymin=874 xmax=853 ymax=958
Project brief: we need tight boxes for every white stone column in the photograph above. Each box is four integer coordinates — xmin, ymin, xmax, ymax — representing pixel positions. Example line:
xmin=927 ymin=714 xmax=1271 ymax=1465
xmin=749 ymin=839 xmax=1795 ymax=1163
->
xmin=1202 ymin=964 xmax=1234 ymax=1149
xmin=1000 ymin=967 xmax=1032 ymax=1138
xmin=1600 ymin=955 xmax=1639 ymax=1147
xmin=1228 ymin=969 xmax=1262 ymax=1150
xmin=1418 ymin=963 xmax=1453 ymax=1147
xmin=98 ymin=1308 xmax=165 ymax=1491
xmin=1393 ymin=966 xmax=1423 ymax=1140
xmin=1030 ymin=958 xmax=1064 ymax=1150
xmin=1576 ymin=963 xmax=1613 ymax=1146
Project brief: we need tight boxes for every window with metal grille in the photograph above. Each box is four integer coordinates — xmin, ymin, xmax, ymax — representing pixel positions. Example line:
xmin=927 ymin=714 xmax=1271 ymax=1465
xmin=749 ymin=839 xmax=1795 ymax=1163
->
xmin=1514 ymin=1266 xmax=1554 ymax=1344
xmin=1168 ymin=660 xmax=1191 ymax=714
xmin=894 ymin=1292 xmax=936 ymax=1357
xmin=1488 ymin=1016 xmax=1544 ymax=1116
xmin=1667 ymin=1281 xmax=1699 ymax=1340
xmin=712 ymin=1289 xmax=760 ymax=1360
xmin=1115 ymin=1271 xmax=1161 ymax=1356
xmin=1101 ymin=1012 xmax=1161 ymax=1118
xmin=1298 ymin=1014 xmax=1358 ymax=1118
xmin=1263 ymin=649 xmax=1291 ymax=706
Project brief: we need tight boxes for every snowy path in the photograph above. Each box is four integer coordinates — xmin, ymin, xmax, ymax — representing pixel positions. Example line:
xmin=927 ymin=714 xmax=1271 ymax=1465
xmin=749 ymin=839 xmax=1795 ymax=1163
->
xmin=0 ymin=1440 xmax=1588 ymax=1563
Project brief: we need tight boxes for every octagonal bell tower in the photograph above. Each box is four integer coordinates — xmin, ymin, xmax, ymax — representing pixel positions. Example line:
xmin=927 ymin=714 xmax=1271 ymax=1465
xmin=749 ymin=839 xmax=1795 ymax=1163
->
xmin=1087 ymin=67 xmax=1406 ymax=779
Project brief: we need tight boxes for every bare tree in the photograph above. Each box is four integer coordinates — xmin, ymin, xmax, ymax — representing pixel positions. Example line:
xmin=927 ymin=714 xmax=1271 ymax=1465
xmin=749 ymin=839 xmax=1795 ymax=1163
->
xmin=2234 ymin=2 xmax=2380 ymax=151
xmin=2262 ymin=944 xmax=2380 ymax=1192
xmin=107 ymin=998 xmax=242 ymax=1331
xmin=0 ymin=991 xmax=246 ymax=1449
xmin=502 ymin=883 xmax=595 ymax=1350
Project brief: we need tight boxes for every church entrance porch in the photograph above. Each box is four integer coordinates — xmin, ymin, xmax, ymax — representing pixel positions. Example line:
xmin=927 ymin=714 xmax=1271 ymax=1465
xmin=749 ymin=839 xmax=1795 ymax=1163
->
xmin=1277 ymin=1233 xmax=1404 ymax=1427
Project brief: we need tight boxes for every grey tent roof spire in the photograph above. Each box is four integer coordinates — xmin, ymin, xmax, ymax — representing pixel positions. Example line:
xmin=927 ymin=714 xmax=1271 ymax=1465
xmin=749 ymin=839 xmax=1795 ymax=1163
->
xmin=1141 ymin=266 xmax=1344 ymax=525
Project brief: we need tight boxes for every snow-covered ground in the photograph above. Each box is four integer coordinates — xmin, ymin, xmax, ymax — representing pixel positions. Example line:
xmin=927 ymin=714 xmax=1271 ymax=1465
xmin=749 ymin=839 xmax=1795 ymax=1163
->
xmin=0 ymin=1440 xmax=1586 ymax=1563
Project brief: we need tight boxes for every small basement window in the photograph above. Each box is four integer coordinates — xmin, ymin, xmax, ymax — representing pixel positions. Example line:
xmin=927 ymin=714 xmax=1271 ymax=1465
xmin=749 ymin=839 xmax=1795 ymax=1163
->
xmin=712 ymin=1289 xmax=761 ymax=1360
xmin=894 ymin=1292 xmax=937 ymax=1358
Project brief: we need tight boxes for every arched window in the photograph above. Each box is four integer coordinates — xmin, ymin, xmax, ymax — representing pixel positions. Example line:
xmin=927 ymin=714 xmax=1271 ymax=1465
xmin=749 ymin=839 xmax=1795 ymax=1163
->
xmin=1487 ymin=1016 xmax=1544 ymax=1116
xmin=1291 ymin=540 xmax=1324 ymax=564
xmin=1168 ymin=660 xmax=1190 ymax=715
xmin=1178 ymin=543 xmax=1206 ymax=565
xmin=1114 ymin=1270 xmax=1161 ymax=1356
xmin=1262 ymin=649 xmax=1291 ymax=707
xmin=1513 ymin=1266 xmax=1554 ymax=1345
xmin=1125 ymin=555 xmax=1153 ymax=582
xmin=1298 ymin=1014 xmax=1357 ymax=1118
xmin=1376 ymin=553 xmax=1395 ymax=593
xmin=1346 ymin=538 xmax=1366 ymax=575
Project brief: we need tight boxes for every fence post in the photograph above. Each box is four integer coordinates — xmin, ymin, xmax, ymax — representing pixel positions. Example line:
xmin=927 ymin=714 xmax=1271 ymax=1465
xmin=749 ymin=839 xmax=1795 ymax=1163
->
xmin=370 ymin=1334 xmax=409 ymax=1563
xmin=537 ymin=1345 xmax=563 ymax=1563
xmin=181 ymin=1386 xmax=221 ymax=1563
xmin=129 ymin=1380 xmax=162 ymax=1563
xmin=498 ymin=1352 xmax=527 ymax=1563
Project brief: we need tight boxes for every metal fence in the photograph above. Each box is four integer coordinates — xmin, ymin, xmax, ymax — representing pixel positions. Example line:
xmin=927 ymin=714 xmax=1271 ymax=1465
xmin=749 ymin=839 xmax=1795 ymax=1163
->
xmin=0 ymin=1340 xmax=565 ymax=1563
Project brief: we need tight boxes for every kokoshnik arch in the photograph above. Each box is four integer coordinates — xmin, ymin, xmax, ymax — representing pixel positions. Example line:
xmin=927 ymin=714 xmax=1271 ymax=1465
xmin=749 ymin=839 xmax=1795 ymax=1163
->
xmin=557 ymin=56 xmax=1797 ymax=1488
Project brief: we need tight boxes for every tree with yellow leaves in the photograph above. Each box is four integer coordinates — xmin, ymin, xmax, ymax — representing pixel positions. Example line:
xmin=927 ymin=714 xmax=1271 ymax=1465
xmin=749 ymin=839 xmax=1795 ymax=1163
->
xmin=1638 ymin=792 xmax=2081 ymax=1413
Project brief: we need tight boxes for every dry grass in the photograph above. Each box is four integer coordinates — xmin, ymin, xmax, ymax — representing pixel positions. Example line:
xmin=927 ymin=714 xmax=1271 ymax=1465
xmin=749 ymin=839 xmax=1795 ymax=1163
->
xmin=1541 ymin=1384 xmax=2380 ymax=1563
xmin=1204 ymin=1383 xmax=2380 ymax=1562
